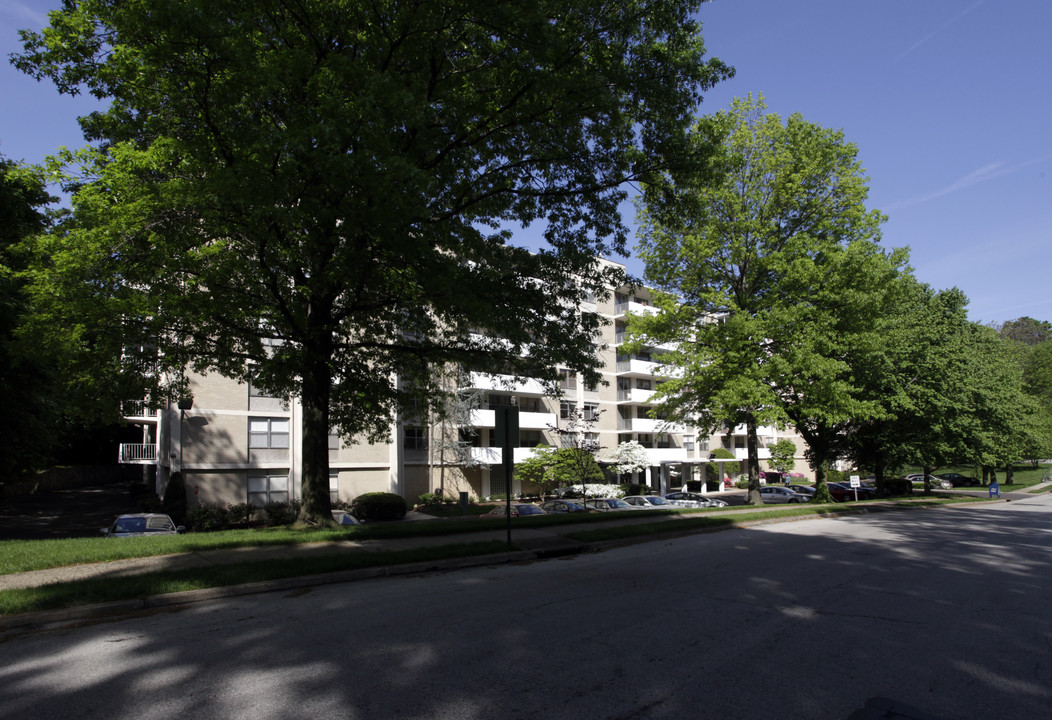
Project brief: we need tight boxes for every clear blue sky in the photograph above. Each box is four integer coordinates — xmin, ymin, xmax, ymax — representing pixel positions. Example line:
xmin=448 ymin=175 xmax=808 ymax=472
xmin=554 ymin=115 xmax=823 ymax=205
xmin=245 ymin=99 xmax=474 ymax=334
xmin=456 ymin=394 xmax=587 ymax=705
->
xmin=3 ymin=0 xmax=1049 ymax=325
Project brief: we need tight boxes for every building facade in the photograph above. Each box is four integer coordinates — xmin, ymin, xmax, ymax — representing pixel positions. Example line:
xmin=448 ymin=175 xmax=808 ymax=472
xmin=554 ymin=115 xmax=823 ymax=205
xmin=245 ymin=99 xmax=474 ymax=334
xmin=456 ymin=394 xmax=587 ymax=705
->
xmin=119 ymin=265 xmax=808 ymax=507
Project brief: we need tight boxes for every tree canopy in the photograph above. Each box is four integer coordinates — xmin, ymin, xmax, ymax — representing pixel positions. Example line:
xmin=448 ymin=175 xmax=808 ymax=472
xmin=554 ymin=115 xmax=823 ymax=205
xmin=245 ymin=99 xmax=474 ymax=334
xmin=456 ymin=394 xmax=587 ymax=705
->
xmin=628 ymin=94 xmax=896 ymax=504
xmin=15 ymin=0 xmax=731 ymax=521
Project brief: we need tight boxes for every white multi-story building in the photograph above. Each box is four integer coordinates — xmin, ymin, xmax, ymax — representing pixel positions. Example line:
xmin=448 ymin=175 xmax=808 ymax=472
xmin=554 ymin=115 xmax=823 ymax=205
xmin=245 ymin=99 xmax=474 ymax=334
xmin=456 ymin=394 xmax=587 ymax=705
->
xmin=118 ymin=262 xmax=807 ymax=507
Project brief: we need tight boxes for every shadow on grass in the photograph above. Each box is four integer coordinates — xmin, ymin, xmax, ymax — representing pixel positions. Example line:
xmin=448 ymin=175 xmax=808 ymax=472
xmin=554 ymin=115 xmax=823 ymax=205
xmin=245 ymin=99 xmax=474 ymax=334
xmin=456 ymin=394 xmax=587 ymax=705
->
xmin=0 ymin=541 xmax=511 ymax=617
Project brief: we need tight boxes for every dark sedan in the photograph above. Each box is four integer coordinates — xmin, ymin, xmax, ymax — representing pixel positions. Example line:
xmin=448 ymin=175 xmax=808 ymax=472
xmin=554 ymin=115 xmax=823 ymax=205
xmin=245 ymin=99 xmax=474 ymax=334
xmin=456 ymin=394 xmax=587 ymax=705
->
xmin=936 ymin=473 xmax=981 ymax=487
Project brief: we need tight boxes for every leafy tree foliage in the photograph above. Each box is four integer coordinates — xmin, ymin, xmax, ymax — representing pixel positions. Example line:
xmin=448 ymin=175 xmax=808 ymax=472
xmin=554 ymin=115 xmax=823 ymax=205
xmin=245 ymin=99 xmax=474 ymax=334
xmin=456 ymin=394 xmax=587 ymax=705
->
xmin=998 ymin=317 xmax=1052 ymax=347
xmin=0 ymin=157 xmax=61 ymax=480
xmin=15 ymin=0 xmax=730 ymax=522
xmin=767 ymin=438 xmax=796 ymax=475
xmin=628 ymin=95 xmax=894 ymax=504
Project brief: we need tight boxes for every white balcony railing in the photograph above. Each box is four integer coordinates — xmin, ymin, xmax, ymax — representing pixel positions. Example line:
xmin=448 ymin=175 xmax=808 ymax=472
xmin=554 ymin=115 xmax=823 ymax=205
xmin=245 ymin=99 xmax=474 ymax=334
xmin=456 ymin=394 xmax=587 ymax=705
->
xmin=614 ymin=301 xmax=660 ymax=318
xmin=121 ymin=400 xmax=158 ymax=420
xmin=469 ymin=409 xmax=556 ymax=430
xmin=615 ymin=358 xmax=660 ymax=376
xmin=467 ymin=446 xmax=545 ymax=465
xmin=616 ymin=387 xmax=655 ymax=404
xmin=119 ymin=443 xmax=158 ymax=464
xmin=464 ymin=372 xmax=547 ymax=396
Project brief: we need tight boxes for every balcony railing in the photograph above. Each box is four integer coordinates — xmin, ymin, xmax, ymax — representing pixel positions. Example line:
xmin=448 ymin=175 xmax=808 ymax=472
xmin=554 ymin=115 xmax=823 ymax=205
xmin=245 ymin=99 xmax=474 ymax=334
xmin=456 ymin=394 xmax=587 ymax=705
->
xmin=118 ymin=443 xmax=158 ymax=464
xmin=121 ymin=400 xmax=159 ymax=419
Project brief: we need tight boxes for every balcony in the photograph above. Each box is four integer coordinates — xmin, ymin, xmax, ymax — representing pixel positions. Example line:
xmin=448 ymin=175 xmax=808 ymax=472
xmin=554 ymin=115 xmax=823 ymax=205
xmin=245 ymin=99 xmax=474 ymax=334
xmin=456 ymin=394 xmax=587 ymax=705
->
xmin=464 ymin=372 xmax=547 ymax=396
xmin=615 ymin=357 xmax=660 ymax=377
xmin=617 ymin=417 xmax=688 ymax=434
xmin=614 ymin=301 xmax=660 ymax=318
xmin=466 ymin=446 xmax=545 ymax=465
xmin=469 ymin=409 xmax=557 ymax=431
xmin=731 ymin=447 xmax=772 ymax=460
xmin=121 ymin=400 xmax=159 ymax=421
xmin=616 ymin=387 xmax=655 ymax=404
xmin=119 ymin=443 xmax=157 ymax=464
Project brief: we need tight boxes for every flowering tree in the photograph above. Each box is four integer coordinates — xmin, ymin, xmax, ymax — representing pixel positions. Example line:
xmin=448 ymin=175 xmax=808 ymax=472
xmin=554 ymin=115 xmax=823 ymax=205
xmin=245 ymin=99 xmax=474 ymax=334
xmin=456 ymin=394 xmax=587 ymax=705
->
xmin=609 ymin=440 xmax=651 ymax=481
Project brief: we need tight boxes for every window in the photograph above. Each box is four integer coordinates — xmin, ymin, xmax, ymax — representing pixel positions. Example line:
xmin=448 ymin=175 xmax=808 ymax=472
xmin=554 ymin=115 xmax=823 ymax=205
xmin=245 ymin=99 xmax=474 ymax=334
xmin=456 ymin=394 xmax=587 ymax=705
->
xmin=330 ymin=473 xmax=339 ymax=504
xmin=583 ymin=402 xmax=600 ymax=421
xmin=248 ymin=474 xmax=289 ymax=507
xmin=560 ymin=401 xmax=573 ymax=419
xmin=249 ymin=418 xmax=290 ymax=448
xmin=684 ymin=436 xmax=695 ymax=451
xmin=636 ymin=379 xmax=651 ymax=390
xmin=248 ymin=374 xmax=279 ymax=399
xmin=404 ymin=426 xmax=428 ymax=450
xmin=558 ymin=369 xmax=576 ymax=390
xmin=328 ymin=429 xmax=340 ymax=451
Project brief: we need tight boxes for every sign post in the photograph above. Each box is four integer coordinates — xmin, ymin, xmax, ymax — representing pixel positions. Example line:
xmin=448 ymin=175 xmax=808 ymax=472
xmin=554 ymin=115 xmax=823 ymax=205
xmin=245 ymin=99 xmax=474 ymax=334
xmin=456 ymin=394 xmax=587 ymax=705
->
xmin=495 ymin=405 xmax=519 ymax=547
xmin=849 ymin=474 xmax=861 ymax=502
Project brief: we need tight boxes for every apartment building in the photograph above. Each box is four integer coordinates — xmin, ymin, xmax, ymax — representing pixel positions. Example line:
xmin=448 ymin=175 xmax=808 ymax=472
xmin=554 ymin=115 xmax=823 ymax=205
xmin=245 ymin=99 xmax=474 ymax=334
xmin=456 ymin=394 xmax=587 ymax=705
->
xmin=119 ymin=264 xmax=806 ymax=508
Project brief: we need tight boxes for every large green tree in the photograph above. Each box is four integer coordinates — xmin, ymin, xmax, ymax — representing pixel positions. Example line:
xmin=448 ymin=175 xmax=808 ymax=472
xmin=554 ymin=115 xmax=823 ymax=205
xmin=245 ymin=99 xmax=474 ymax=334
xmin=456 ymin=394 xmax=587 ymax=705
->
xmin=15 ymin=0 xmax=731 ymax=523
xmin=627 ymin=95 xmax=894 ymax=504
xmin=0 ymin=157 xmax=59 ymax=480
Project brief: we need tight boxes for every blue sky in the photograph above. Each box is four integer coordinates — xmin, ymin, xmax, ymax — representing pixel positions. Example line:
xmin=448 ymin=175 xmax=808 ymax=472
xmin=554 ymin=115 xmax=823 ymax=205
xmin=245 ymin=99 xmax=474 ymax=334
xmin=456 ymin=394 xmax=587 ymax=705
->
xmin=2 ymin=0 xmax=1049 ymax=325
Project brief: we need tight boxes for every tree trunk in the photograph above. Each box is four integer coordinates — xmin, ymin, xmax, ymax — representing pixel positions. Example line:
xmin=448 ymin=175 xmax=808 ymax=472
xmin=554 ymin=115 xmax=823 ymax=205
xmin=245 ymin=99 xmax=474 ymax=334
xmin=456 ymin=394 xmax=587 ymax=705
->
xmin=922 ymin=464 xmax=934 ymax=495
xmin=297 ymin=324 xmax=335 ymax=525
xmin=745 ymin=416 xmax=763 ymax=504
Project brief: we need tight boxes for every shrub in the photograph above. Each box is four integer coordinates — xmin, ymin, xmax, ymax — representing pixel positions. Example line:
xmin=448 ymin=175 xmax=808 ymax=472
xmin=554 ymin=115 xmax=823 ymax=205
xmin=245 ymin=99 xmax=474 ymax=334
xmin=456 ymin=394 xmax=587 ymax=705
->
xmin=226 ymin=502 xmax=256 ymax=526
xmin=187 ymin=502 xmax=229 ymax=532
xmin=418 ymin=491 xmax=448 ymax=506
xmin=263 ymin=499 xmax=301 ymax=526
xmin=621 ymin=483 xmax=649 ymax=496
xmin=350 ymin=492 xmax=407 ymax=521
xmin=881 ymin=477 xmax=914 ymax=497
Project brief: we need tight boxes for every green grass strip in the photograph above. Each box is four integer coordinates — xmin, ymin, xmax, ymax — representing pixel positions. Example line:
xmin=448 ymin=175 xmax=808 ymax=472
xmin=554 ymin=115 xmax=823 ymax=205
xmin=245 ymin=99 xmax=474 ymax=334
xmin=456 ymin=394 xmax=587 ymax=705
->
xmin=0 ymin=541 xmax=511 ymax=616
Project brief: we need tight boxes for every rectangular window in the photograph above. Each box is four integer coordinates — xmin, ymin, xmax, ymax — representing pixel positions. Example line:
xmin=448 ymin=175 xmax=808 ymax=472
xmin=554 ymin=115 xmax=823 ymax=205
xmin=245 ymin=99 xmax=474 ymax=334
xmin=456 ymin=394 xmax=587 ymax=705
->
xmin=558 ymin=369 xmax=576 ymax=390
xmin=249 ymin=418 xmax=290 ymax=449
xmin=684 ymin=436 xmax=695 ymax=451
xmin=330 ymin=473 xmax=339 ymax=504
xmin=404 ymin=426 xmax=428 ymax=450
xmin=636 ymin=379 xmax=651 ymax=390
xmin=560 ymin=401 xmax=573 ymax=419
xmin=247 ymin=474 xmax=289 ymax=507
xmin=583 ymin=402 xmax=600 ymax=422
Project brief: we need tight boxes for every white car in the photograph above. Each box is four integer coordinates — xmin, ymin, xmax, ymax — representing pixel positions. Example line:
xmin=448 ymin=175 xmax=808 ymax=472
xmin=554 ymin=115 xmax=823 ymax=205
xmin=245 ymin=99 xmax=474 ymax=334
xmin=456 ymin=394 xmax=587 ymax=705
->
xmin=758 ymin=486 xmax=811 ymax=504
xmin=664 ymin=491 xmax=721 ymax=508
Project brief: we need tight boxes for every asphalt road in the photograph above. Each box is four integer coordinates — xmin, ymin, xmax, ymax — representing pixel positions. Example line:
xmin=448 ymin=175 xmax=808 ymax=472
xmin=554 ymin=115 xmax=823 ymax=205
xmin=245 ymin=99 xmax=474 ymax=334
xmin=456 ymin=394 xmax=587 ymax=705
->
xmin=2 ymin=495 xmax=1050 ymax=720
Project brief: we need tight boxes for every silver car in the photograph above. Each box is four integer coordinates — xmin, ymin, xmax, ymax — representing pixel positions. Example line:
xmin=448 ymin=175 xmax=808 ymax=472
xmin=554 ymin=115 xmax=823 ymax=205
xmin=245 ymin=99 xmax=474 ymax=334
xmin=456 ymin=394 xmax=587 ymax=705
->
xmin=758 ymin=486 xmax=810 ymax=504
xmin=622 ymin=495 xmax=677 ymax=509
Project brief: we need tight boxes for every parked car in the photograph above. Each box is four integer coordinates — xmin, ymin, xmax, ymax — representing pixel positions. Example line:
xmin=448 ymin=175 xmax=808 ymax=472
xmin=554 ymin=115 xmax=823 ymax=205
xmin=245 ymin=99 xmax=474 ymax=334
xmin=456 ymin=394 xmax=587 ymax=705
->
xmin=583 ymin=498 xmax=635 ymax=511
xmin=483 ymin=504 xmax=547 ymax=517
xmin=825 ymin=483 xmax=856 ymax=502
xmin=786 ymin=484 xmax=816 ymax=497
xmin=758 ymin=486 xmax=810 ymax=504
xmin=537 ymin=499 xmax=589 ymax=514
xmin=936 ymin=473 xmax=981 ymax=487
xmin=102 ymin=513 xmax=185 ymax=537
xmin=622 ymin=495 xmax=677 ymax=509
xmin=664 ymin=491 xmax=719 ymax=508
